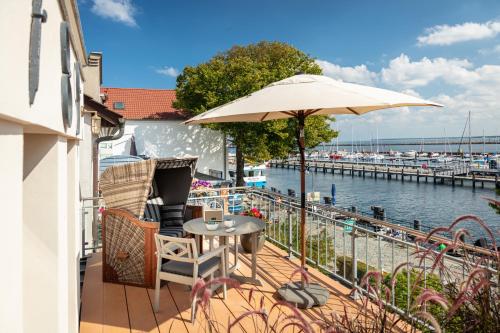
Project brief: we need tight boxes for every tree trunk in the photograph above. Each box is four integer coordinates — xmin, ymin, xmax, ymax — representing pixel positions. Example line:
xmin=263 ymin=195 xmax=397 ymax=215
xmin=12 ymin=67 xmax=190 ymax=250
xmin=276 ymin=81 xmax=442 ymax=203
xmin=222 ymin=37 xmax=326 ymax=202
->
xmin=235 ymin=144 xmax=245 ymax=187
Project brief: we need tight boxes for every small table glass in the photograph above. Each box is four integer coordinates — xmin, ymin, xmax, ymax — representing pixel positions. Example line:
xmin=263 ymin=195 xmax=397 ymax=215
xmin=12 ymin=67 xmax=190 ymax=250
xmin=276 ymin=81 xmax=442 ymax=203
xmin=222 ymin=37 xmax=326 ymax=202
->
xmin=183 ymin=215 xmax=266 ymax=285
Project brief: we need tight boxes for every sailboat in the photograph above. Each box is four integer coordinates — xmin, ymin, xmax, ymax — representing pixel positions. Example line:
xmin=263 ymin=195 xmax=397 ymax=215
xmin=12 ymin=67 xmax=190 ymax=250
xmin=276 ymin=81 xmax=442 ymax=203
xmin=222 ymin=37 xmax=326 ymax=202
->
xmin=402 ymin=150 xmax=417 ymax=158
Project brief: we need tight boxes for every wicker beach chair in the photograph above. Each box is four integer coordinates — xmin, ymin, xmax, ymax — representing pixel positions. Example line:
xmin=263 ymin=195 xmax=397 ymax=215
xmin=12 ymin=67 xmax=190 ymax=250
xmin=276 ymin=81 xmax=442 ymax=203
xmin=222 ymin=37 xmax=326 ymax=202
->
xmin=99 ymin=157 xmax=200 ymax=288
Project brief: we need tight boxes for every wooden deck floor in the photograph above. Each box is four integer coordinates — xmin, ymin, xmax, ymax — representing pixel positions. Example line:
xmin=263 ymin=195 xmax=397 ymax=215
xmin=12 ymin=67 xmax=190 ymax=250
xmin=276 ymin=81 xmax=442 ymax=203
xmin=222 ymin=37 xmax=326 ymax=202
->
xmin=80 ymin=242 xmax=380 ymax=333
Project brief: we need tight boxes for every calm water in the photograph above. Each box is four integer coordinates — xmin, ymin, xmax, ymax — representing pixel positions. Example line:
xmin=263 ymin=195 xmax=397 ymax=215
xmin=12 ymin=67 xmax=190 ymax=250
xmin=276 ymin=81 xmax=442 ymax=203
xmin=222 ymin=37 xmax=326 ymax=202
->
xmin=264 ymin=167 xmax=500 ymax=238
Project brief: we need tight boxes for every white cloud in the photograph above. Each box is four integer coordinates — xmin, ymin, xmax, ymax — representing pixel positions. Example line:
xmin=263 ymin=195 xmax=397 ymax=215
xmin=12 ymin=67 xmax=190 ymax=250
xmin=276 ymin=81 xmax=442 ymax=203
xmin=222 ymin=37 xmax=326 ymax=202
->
xmin=91 ymin=0 xmax=137 ymax=27
xmin=417 ymin=20 xmax=500 ymax=46
xmin=316 ymin=60 xmax=377 ymax=85
xmin=156 ymin=66 xmax=179 ymax=77
xmin=479 ymin=44 xmax=500 ymax=55
xmin=326 ymin=54 xmax=500 ymax=138
xmin=381 ymin=54 xmax=476 ymax=88
xmin=400 ymin=89 xmax=422 ymax=98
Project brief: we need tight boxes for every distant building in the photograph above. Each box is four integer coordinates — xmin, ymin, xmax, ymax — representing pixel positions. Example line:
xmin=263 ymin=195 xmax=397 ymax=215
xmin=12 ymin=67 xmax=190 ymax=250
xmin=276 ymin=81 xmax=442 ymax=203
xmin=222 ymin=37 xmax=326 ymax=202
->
xmin=100 ymin=87 xmax=228 ymax=179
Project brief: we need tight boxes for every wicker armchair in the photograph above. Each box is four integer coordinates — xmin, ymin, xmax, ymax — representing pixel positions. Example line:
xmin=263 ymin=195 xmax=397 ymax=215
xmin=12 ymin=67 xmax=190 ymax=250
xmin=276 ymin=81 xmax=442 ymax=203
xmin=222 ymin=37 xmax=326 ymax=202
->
xmin=100 ymin=157 xmax=199 ymax=288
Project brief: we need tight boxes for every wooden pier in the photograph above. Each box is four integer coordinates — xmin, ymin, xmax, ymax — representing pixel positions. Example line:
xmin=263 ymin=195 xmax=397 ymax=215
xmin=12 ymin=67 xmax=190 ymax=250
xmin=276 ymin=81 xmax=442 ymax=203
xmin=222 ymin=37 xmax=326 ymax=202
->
xmin=269 ymin=160 xmax=500 ymax=189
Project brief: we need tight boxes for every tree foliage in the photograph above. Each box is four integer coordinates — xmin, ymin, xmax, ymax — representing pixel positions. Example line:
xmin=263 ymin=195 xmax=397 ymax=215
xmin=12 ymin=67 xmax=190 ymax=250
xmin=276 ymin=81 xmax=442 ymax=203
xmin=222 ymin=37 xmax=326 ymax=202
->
xmin=174 ymin=41 xmax=337 ymax=185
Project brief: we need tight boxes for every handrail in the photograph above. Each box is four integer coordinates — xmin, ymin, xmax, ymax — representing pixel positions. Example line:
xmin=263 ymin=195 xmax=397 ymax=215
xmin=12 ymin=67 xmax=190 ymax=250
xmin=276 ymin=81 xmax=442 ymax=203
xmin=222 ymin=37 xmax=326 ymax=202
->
xmin=251 ymin=188 xmax=497 ymax=257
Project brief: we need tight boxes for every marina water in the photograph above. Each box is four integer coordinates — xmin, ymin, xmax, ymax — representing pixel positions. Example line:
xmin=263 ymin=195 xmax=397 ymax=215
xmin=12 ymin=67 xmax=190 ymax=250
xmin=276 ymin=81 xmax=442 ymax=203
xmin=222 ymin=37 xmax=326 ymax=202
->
xmin=264 ymin=167 xmax=500 ymax=238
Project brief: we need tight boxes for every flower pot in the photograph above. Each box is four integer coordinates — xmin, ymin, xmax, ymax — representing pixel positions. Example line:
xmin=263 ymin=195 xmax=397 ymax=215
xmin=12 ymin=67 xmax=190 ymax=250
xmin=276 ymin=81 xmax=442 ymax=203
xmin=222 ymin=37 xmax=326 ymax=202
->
xmin=240 ymin=232 xmax=266 ymax=253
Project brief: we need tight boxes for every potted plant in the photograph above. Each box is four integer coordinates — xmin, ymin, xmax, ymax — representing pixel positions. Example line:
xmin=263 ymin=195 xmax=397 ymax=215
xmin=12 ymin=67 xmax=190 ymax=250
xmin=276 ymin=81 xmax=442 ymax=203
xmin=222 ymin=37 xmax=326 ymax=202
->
xmin=191 ymin=179 xmax=214 ymax=197
xmin=240 ymin=207 xmax=266 ymax=253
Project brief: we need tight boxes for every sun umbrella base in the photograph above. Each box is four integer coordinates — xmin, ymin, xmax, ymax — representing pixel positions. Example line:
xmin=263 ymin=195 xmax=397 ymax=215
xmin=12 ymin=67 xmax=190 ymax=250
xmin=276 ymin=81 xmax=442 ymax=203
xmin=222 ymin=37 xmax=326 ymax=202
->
xmin=277 ymin=282 xmax=329 ymax=309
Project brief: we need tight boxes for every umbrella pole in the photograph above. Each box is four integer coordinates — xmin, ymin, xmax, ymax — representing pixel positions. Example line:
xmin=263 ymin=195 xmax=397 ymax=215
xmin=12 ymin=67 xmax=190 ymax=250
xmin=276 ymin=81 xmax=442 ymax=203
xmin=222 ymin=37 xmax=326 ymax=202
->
xmin=276 ymin=111 xmax=330 ymax=308
xmin=297 ymin=112 xmax=307 ymax=276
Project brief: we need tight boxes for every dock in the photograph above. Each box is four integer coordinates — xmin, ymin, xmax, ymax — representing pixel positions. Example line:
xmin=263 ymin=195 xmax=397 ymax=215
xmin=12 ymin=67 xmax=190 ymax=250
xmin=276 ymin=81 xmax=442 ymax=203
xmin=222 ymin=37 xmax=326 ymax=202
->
xmin=269 ymin=160 xmax=500 ymax=189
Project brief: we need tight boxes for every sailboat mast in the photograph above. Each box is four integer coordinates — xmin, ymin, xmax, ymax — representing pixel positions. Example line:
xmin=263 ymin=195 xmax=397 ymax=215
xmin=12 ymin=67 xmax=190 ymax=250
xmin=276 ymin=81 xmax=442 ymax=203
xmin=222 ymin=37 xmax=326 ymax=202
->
xmin=468 ymin=111 xmax=472 ymax=163
xmin=351 ymin=126 xmax=354 ymax=153
xmin=335 ymin=122 xmax=339 ymax=152
xmin=443 ymin=128 xmax=447 ymax=155
xmin=483 ymin=129 xmax=485 ymax=155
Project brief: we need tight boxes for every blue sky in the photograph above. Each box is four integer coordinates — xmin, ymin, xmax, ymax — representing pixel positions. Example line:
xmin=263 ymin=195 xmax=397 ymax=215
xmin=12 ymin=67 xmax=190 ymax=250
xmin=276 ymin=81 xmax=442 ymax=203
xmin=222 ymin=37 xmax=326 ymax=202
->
xmin=79 ymin=0 xmax=500 ymax=140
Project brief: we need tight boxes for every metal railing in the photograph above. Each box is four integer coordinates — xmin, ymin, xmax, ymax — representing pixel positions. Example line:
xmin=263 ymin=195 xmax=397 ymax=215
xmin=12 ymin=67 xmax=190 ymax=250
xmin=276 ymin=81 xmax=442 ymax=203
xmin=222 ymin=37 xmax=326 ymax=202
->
xmin=81 ymin=197 xmax=103 ymax=256
xmin=81 ymin=186 xmax=497 ymax=317
xmin=187 ymin=186 xmax=498 ymax=317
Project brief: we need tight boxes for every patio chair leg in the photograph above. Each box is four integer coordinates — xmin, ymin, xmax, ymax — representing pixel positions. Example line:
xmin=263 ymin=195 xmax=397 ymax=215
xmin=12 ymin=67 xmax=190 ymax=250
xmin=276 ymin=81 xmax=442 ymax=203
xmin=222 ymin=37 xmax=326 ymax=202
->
xmin=191 ymin=297 xmax=197 ymax=323
xmin=154 ymin=276 xmax=161 ymax=312
xmin=222 ymin=253 xmax=227 ymax=300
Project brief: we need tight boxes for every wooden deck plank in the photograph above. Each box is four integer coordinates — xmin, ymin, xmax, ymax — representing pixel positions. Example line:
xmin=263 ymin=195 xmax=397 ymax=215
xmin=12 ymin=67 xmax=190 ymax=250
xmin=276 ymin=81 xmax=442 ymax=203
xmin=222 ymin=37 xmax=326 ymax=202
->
xmin=230 ymin=251 xmax=294 ymax=332
xmin=167 ymin=280 xmax=239 ymax=333
xmin=80 ymin=242 xmax=408 ymax=333
xmin=80 ymin=254 xmax=104 ymax=333
xmin=147 ymin=286 xmax=190 ymax=333
xmin=256 ymin=245 xmax=359 ymax=313
xmin=102 ymin=283 xmax=130 ymax=333
xmin=125 ymin=286 xmax=160 ymax=333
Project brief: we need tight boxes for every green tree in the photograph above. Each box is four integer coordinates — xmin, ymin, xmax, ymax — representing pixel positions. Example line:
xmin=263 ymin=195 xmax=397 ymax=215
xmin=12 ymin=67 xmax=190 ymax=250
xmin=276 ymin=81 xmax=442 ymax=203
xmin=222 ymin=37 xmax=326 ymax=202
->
xmin=175 ymin=41 xmax=337 ymax=185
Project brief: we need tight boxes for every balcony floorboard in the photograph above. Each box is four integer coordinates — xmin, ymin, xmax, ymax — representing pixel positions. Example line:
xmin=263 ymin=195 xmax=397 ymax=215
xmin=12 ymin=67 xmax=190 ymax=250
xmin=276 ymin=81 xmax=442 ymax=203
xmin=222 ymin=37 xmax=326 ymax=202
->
xmin=80 ymin=241 xmax=392 ymax=333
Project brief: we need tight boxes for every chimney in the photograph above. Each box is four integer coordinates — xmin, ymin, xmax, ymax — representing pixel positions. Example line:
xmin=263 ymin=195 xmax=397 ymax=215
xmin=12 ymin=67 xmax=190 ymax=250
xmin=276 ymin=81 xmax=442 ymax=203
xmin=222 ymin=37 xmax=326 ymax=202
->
xmin=83 ymin=52 xmax=103 ymax=102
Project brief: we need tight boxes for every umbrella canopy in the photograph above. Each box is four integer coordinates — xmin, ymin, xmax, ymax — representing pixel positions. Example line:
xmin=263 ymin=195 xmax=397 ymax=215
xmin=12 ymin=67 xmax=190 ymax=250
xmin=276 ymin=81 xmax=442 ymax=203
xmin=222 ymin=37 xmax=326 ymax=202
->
xmin=184 ymin=74 xmax=442 ymax=293
xmin=184 ymin=74 xmax=442 ymax=124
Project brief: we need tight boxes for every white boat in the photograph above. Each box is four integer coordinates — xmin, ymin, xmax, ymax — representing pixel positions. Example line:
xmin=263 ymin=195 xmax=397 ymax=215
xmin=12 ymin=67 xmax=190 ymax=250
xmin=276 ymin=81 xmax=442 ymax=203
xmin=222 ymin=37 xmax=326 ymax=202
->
xmin=437 ymin=156 xmax=454 ymax=163
xmin=402 ymin=150 xmax=417 ymax=158
xmin=243 ymin=164 xmax=266 ymax=188
xmin=320 ymin=151 xmax=330 ymax=159
xmin=308 ymin=151 xmax=319 ymax=159
xmin=368 ymin=153 xmax=384 ymax=160
xmin=430 ymin=152 xmax=440 ymax=158
xmin=344 ymin=153 xmax=357 ymax=159
xmin=389 ymin=150 xmax=402 ymax=158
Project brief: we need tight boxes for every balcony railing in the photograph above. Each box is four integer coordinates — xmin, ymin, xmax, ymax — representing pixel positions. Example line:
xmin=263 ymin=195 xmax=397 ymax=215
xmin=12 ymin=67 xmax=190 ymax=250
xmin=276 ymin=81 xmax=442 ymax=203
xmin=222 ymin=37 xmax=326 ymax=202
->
xmin=187 ymin=186 xmax=498 ymax=318
xmin=81 ymin=186 xmax=497 ymax=319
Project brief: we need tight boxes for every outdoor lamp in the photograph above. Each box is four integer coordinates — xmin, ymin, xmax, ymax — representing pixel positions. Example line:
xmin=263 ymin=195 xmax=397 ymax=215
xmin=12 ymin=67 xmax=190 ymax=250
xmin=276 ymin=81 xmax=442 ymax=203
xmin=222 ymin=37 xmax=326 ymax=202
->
xmin=91 ymin=114 xmax=101 ymax=135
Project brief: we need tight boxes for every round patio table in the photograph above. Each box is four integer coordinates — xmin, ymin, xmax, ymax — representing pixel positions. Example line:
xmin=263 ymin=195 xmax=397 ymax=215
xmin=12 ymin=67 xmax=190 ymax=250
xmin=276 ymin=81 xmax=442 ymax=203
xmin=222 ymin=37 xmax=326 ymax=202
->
xmin=183 ymin=215 xmax=266 ymax=285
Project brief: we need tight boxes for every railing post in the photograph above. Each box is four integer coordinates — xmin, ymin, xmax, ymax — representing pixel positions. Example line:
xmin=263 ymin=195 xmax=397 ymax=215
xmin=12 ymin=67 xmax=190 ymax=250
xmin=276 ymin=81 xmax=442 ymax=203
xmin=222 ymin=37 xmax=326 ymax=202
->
xmin=350 ymin=227 xmax=361 ymax=300
xmin=81 ymin=207 xmax=87 ymax=256
xmin=287 ymin=208 xmax=293 ymax=259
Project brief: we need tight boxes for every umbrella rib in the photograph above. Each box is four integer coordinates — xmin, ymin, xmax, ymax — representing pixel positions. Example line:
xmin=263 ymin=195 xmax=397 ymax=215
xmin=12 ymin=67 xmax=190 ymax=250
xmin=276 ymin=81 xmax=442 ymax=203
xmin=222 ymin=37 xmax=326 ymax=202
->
xmin=305 ymin=109 xmax=321 ymax=117
xmin=346 ymin=107 xmax=360 ymax=115
xmin=281 ymin=111 xmax=298 ymax=117
xmin=260 ymin=112 xmax=270 ymax=121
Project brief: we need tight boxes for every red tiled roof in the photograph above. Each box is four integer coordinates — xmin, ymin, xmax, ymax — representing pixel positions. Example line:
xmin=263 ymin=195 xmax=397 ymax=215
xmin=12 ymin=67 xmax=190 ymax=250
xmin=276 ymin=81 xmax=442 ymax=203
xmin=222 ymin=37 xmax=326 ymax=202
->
xmin=100 ymin=87 xmax=188 ymax=120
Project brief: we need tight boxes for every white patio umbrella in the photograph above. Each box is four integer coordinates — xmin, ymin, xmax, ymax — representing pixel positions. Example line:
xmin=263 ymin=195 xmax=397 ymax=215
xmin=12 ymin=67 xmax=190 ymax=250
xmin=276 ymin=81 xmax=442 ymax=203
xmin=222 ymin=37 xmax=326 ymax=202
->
xmin=185 ymin=74 xmax=442 ymax=307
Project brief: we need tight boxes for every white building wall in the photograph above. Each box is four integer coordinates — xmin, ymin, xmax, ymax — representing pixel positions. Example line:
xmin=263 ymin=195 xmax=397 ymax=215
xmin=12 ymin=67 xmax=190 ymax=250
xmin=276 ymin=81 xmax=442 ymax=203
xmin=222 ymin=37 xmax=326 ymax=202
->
xmin=110 ymin=120 xmax=227 ymax=177
xmin=0 ymin=0 xmax=82 ymax=136
xmin=0 ymin=1 xmax=86 ymax=332
xmin=0 ymin=121 xmax=24 ymax=333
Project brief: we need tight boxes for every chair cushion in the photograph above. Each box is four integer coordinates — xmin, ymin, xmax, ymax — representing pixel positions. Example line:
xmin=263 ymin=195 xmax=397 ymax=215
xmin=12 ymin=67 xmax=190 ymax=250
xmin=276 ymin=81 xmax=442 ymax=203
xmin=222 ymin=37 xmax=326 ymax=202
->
xmin=160 ymin=204 xmax=184 ymax=227
xmin=144 ymin=197 xmax=164 ymax=222
xmin=158 ymin=226 xmax=186 ymax=238
xmin=161 ymin=256 xmax=221 ymax=277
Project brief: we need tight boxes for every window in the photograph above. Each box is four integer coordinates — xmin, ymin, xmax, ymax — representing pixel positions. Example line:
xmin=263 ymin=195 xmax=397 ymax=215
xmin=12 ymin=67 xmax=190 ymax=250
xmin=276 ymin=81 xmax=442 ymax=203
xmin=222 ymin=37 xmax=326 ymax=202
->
xmin=113 ymin=101 xmax=125 ymax=110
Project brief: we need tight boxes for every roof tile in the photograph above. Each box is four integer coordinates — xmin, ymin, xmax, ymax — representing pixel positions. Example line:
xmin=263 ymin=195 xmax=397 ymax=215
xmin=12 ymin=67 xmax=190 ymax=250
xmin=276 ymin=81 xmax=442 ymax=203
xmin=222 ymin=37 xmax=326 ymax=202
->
xmin=100 ymin=87 xmax=187 ymax=120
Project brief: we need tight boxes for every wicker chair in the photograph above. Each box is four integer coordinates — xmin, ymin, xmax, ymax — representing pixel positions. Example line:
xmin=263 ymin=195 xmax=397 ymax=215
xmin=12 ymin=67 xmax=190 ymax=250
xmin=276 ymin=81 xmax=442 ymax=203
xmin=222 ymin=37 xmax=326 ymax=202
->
xmin=99 ymin=157 xmax=200 ymax=288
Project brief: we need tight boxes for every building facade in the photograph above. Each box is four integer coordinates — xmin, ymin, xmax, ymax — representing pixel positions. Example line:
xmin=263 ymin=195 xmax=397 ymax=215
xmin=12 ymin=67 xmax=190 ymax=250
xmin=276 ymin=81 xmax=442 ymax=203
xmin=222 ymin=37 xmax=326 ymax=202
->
xmin=101 ymin=87 xmax=228 ymax=178
xmin=0 ymin=1 xmax=92 ymax=332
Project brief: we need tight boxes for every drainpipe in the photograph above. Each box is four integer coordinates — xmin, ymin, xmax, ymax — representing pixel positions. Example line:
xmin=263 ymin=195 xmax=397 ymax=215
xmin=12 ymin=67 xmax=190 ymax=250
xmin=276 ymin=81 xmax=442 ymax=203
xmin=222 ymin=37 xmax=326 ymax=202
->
xmin=91 ymin=118 xmax=125 ymax=251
